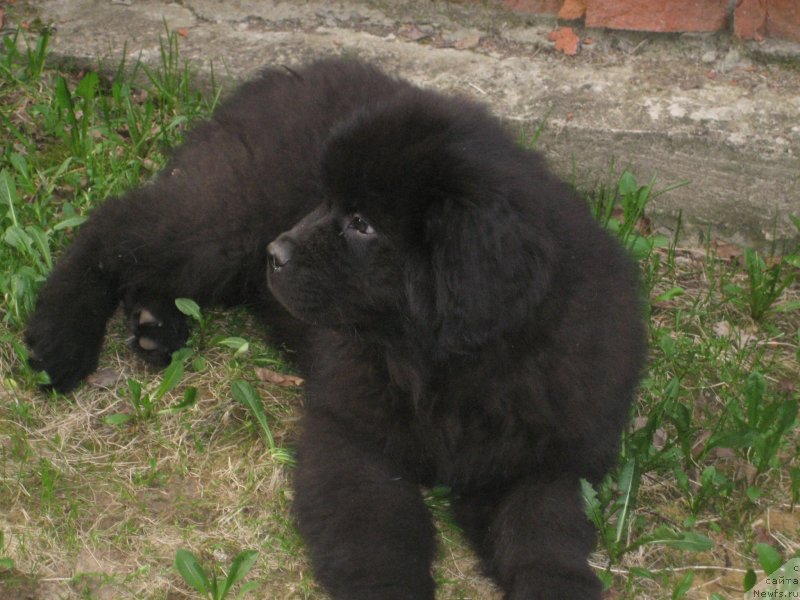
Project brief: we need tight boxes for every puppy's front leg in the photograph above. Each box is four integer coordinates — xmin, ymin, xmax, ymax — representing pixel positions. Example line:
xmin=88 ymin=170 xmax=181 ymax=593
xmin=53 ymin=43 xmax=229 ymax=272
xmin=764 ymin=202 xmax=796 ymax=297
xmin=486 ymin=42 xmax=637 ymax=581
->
xmin=293 ymin=414 xmax=437 ymax=600
xmin=454 ymin=474 xmax=602 ymax=599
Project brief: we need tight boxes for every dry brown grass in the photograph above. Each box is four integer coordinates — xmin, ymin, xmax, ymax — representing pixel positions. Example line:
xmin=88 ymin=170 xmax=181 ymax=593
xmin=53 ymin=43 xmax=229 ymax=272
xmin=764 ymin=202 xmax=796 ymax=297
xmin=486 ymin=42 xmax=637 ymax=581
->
xmin=0 ymin=311 xmax=505 ymax=599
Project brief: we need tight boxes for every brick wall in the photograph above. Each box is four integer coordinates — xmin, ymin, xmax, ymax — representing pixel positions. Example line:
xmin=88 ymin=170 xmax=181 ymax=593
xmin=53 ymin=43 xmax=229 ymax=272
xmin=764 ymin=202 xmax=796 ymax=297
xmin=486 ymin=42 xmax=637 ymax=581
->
xmin=482 ymin=0 xmax=800 ymax=42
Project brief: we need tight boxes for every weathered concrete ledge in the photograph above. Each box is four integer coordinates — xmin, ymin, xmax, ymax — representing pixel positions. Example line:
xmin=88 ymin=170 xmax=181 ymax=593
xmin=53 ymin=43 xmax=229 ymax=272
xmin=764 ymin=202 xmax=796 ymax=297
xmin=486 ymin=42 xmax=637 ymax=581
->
xmin=16 ymin=0 xmax=800 ymax=249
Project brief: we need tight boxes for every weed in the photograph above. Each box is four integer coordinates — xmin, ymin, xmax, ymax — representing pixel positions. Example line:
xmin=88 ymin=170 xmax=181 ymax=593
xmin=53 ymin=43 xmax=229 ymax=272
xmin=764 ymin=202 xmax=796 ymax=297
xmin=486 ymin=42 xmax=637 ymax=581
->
xmin=587 ymin=168 xmax=686 ymax=261
xmin=176 ymin=297 xmax=214 ymax=350
xmin=755 ymin=543 xmax=784 ymax=576
xmin=0 ymin=28 xmax=51 ymax=82
xmin=671 ymin=572 xmax=693 ymax=599
xmin=174 ymin=548 xmax=259 ymax=600
xmin=723 ymin=248 xmax=798 ymax=320
xmin=519 ymin=105 xmax=553 ymax=148
xmin=231 ymin=380 xmax=295 ymax=466
xmin=104 ymin=348 xmax=197 ymax=425
xmin=703 ymin=371 xmax=798 ymax=474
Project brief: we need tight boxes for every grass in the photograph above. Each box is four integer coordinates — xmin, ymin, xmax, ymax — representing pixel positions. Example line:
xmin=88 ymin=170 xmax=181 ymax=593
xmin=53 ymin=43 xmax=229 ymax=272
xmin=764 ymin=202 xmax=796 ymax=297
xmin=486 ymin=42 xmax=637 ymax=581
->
xmin=1 ymin=26 xmax=799 ymax=600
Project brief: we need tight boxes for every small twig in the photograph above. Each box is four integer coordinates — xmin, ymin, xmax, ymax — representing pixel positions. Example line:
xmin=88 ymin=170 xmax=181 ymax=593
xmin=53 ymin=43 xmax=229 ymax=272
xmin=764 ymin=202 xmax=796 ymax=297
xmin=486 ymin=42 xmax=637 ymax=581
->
xmin=589 ymin=561 xmax=750 ymax=575
xmin=467 ymin=82 xmax=487 ymax=96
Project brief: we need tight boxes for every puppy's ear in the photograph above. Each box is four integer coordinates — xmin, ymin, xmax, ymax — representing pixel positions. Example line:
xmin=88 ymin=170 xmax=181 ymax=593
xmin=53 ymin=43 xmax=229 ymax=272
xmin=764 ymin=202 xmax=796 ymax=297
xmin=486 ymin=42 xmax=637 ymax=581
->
xmin=426 ymin=193 xmax=554 ymax=351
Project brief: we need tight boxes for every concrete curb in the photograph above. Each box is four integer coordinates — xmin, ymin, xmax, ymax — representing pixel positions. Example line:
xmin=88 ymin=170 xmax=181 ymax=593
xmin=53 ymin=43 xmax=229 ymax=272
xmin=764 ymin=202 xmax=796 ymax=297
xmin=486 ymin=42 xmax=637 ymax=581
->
xmin=15 ymin=0 xmax=800 ymax=249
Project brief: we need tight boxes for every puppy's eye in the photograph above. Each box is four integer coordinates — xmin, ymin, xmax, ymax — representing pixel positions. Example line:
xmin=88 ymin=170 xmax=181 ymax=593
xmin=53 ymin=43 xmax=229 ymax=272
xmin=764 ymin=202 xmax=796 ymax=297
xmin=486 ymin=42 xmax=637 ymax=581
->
xmin=347 ymin=214 xmax=375 ymax=236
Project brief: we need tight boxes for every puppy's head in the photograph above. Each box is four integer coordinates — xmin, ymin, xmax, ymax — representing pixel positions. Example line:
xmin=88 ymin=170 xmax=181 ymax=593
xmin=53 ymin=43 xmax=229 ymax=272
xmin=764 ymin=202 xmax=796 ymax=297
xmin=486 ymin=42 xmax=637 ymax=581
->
xmin=267 ymin=92 xmax=555 ymax=350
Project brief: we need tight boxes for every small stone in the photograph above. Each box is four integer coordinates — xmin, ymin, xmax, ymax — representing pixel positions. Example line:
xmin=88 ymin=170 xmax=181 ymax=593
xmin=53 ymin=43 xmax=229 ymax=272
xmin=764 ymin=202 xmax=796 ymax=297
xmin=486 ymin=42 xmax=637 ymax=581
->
xmin=453 ymin=34 xmax=482 ymax=50
xmin=720 ymin=48 xmax=751 ymax=72
xmin=701 ymin=50 xmax=717 ymax=63
xmin=87 ymin=368 xmax=120 ymax=388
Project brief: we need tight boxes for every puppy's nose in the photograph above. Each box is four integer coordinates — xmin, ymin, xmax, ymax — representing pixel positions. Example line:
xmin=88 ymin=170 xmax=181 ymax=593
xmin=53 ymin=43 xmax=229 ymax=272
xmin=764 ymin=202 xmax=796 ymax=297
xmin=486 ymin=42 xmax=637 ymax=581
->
xmin=267 ymin=237 xmax=293 ymax=270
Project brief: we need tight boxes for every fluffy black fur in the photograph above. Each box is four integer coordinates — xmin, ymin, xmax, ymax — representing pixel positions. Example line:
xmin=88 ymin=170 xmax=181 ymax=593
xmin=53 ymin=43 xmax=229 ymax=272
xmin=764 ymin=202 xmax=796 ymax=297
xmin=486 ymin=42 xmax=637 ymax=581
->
xmin=25 ymin=59 xmax=646 ymax=599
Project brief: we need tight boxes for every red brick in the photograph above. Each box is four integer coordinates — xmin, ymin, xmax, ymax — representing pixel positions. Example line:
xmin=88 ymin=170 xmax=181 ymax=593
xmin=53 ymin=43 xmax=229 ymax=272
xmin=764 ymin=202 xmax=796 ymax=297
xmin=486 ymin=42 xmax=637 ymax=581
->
xmin=548 ymin=26 xmax=581 ymax=54
xmin=734 ymin=0 xmax=767 ymax=39
xmin=558 ymin=0 xmax=587 ymax=20
xmin=765 ymin=0 xmax=800 ymax=42
xmin=495 ymin=0 xmax=563 ymax=14
xmin=585 ymin=0 xmax=728 ymax=32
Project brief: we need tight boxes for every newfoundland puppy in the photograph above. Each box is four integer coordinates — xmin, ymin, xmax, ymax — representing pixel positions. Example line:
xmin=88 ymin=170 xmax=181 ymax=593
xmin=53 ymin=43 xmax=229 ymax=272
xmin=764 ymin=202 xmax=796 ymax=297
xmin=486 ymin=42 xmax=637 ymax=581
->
xmin=26 ymin=59 xmax=646 ymax=598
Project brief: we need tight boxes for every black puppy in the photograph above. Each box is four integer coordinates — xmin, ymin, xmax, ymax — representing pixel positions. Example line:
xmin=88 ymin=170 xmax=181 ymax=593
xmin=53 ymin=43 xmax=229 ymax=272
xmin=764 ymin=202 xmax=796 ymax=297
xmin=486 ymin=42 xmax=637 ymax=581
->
xmin=26 ymin=59 xmax=646 ymax=599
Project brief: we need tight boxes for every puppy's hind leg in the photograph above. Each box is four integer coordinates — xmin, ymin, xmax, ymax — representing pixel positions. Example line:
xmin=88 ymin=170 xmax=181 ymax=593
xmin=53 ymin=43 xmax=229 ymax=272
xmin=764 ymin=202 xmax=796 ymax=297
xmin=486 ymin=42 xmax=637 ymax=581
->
xmin=124 ymin=294 xmax=190 ymax=367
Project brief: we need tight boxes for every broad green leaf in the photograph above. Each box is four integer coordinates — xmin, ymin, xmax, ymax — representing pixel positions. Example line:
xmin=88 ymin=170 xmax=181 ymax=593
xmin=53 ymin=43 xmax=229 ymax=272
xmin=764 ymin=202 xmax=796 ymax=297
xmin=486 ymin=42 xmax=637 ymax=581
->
xmin=653 ymin=287 xmax=685 ymax=303
xmin=8 ymin=152 xmax=29 ymax=179
xmin=614 ymin=459 xmax=637 ymax=544
xmin=155 ymin=356 xmax=185 ymax=400
xmin=236 ymin=581 xmax=259 ymax=599
xmin=127 ymin=378 xmax=143 ymax=402
xmin=3 ymin=225 xmax=32 ymax=252
xmin=596 ymin=569 xmax=613 ymax=591
xmin=580 ymin=478 xmax=603 ymax=529
xmin=618 ymin=170 xmax=638 ymax=196
xmin=219 ymin=550 xmax=258 ymax=598
xmin=54 ymin=76 xmax=74 ymax=118
xmin=218 ymin=337 xmax=249 ymax=356
xmin=743 ymin=569 xmax=757 ymax=591
xmin=648 ymin=527 xmax=713 ymax=553
xmin=158 ymin=386 xmax=198 ymax=415
xmin=0 ymin=169 xmax=20 ymax=226
xmin=25 ymin=225 xmax=52 ymax=269
xmin=175 ymin=297 xmax=202 ymax=321
xmin=104 ymin=413 xmax=133 ymax=426
xmin=756 ymin=543 xmax=783 ymax=575
xmin=52 ymin=215 xmax=88 ymax=231
xmin=746 ymin=486 xmax=762 ymax=503
xmin=75 ymin=71 xmax=99 ymax=100
xmin=174 ymin=548 xmax=212 ymax=596
xmin=671 ymin=572 xmax=693 ymax=599
xmin=773 ymin=299 xmax=800 ymax=312
xmin=629 ymin=567 xmax=656 ymax=580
